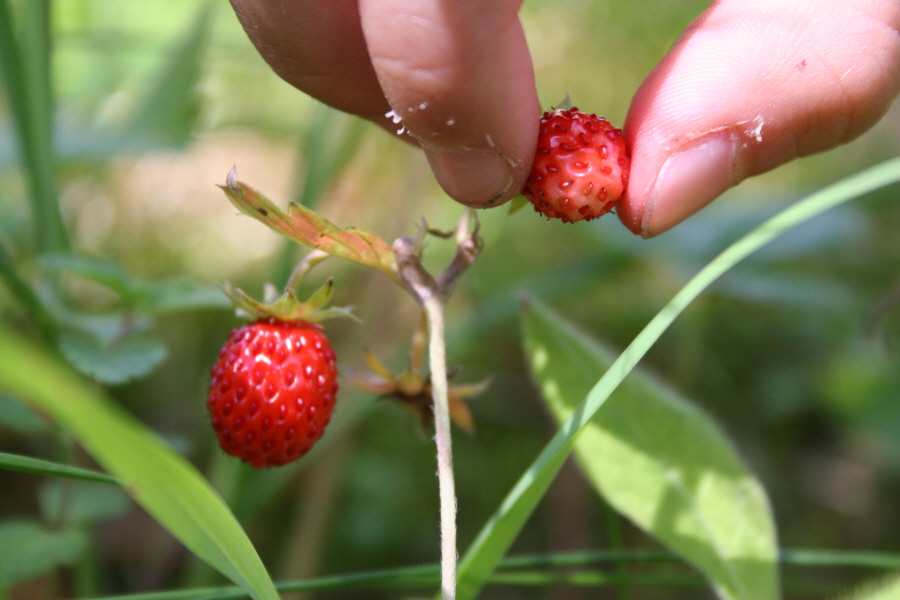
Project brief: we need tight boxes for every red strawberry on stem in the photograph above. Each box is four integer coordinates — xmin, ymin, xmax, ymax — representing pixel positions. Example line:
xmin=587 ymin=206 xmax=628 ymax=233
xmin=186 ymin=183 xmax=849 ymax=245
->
xmin=523 ymin=107 xmax=630 ymax=223
xmin=208 ymin=318 xmax=337 ymax=468
xmin=207 ymin=274 xmax=352 ymax=468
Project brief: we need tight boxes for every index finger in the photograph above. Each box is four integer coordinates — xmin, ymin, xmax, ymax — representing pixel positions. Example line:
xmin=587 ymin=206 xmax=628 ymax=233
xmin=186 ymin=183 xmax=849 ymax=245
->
xmin=359 ymin=0 xmax=541 ymax=207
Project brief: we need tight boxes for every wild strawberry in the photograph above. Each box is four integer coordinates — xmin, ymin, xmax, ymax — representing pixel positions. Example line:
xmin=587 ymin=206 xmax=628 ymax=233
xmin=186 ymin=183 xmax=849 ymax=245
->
xmin=208 ymin=318 xmax=338 ymax=468
xmin=523 ymin=107 xmax=630 ymax=223
xmin=207 ymin=271 xmax=351 ymax=468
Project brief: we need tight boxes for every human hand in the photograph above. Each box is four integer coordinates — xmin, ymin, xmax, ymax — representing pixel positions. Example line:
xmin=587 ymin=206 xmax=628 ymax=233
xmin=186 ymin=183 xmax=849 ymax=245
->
xmin=228 ymin=0 xmax=539 ymax=209
xmin=228 ymin=0 xmax=900 ymax=237
xmin=618 ymin=0 xmax=900 ymax=237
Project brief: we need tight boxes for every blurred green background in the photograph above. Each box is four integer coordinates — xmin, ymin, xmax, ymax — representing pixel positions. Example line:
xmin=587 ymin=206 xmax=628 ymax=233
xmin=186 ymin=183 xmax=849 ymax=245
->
xmin=1 ymin=1 xmax=900 ymax=599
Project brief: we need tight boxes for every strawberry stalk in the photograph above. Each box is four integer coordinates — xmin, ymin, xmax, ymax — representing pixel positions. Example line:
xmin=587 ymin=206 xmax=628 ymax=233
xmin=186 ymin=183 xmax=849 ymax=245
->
xmin=392 ymin=210 xmax=482 ymax=600
xmin=424 ymin=295 xmax=456 ymax=600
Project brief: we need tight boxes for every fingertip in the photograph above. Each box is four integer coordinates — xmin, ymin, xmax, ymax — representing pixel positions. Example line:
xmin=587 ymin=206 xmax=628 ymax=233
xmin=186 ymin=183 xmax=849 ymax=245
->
xmin=618 ymin=0 xmax=900 ymax=237
xmin=425 ymin=148 xmax=518 ymax=208
xmin=621 ymin=132 xmax=737 ymax=238
xmin=615 ymin=194 xmax=644 ymax=236
xmin=359 ymin=0 xmax=539 ymax=208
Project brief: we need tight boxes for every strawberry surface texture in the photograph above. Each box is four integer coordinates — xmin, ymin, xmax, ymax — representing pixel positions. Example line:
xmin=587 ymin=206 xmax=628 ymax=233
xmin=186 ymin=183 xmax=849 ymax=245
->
xmin=523 ymin=107 xmax=630 ymax=223
xmin=207 ymin=318 xmax=338 ymax=468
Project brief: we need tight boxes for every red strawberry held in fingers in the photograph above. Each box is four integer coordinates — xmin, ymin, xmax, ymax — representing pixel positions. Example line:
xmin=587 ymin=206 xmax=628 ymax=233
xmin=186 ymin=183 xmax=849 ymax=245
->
xmin=523 ymin=107 xmax=630 ymax=223
xmin=208 ymin=318 xmax=338 ymax=468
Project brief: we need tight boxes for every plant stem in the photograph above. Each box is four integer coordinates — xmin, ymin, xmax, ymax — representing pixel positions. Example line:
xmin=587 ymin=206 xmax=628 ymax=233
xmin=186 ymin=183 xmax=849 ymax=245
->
xmin=423 ymin=294 xmax=456 ymax=600
xmin=0 ymin=0 xmax=68 ymax=253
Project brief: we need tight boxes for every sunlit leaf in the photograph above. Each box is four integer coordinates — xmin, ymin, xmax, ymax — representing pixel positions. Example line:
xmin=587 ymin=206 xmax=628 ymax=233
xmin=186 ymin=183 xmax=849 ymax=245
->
xmin=0 ymin=519 xmax=87 ymax=589
xmin=523 ymin=298 xmax=779 ymax=600
xmin=453 ymin=157 xmax=900 ymax=600
xmin=220 ymin=176 xmax=398 ymax=283
xmin=838 ymin=573 xmax=900 ymax=600
xmin=0 ymin=324 xmax=280 ymax=600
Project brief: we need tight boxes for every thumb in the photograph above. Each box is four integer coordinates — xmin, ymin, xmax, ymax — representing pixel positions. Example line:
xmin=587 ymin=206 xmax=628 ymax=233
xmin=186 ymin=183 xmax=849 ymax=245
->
xmin=617 ymin=0 xmax=900 ymax=238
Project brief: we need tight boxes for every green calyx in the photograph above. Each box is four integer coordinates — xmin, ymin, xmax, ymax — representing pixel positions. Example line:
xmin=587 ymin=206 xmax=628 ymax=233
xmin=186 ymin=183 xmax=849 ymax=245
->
xmin=219 ymin=278 xmax=357 ymax=324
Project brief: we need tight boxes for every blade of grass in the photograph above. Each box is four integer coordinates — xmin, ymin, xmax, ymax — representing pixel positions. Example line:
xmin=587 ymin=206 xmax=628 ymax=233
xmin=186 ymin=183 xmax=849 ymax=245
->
xmin=454 ymin=156 xmax=900 ymax=600
xmin=0 ymin=451 xmax=119 ymax=485
xmin=783 ymin=549 xmax=900 ymax=570
xmin=0 ymin=0 xmax=68 ymax=253
xmin=65 ymin=548 xmax=900 ymax=600
xmin=73 ymin=561 xmax=700 ymax=600
xmin=0 ymin=325 xmax=279 ymax=600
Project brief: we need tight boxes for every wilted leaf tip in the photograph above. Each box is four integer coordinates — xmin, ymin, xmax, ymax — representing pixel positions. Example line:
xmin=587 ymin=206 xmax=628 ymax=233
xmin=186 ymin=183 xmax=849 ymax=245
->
xmin=226 ymin=166 xmax=238 ymax=191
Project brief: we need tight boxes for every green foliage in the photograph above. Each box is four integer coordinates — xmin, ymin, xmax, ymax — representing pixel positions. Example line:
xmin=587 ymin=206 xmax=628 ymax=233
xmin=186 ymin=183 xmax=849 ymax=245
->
xmin=57 ymin=329 xmax=168 ymax=384
xmin=523 ymin=298 xmax=779 ymax=599
xmin=34 ymin=253 xmax=230 ymax=383
xmin=452 ymin=158 xmax=900 ymax=600
xmin=0 ymin=0 xmax=67 ymax=253
xmin=1 ymin=1 xmax=900 ymax=599
xmin=0 ymin=323 xmax=279 ymax=600
xmin=0 ymin=393 xmax=48 ymax=432
xmin=0 ymin=519 xmax=87 ymax=590
xmin=839 ymin=573 xmax=900 ymax=600
xmin=39 ymin=479 xmax=130 ymax=524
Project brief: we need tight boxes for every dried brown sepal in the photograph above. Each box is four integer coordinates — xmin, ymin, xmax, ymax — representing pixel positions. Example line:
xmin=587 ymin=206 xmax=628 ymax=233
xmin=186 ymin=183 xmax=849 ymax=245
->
xmin=346 ymin=345 xmax=487 ymax=434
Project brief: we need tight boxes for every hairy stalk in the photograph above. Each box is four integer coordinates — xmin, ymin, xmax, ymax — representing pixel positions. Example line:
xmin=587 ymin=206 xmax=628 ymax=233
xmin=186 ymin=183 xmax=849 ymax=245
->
xmin=423 ymin=295 xmax=456 ymax=600
xmin=391 ymin=209 xmax=481 ymax=600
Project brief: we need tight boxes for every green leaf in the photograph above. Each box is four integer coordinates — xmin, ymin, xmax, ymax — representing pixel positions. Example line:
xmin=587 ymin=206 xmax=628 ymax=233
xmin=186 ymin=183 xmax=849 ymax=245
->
xmin=41 ymin=253 xmax=139 ymax=301
xmin=837 ymin=573 xmax=900 ymax=600
xmin=507 ymin=194 xmax=529 ymax=215
xmin=0 ymin=242 xmax=56 ymax=337
xmin=0 ymin=325 xmax=280 ymax=600
xmin=58 ymin=329 xmax=167 ymax=385
xmin=221 ymin=175 xmax=399 ymax=283
xmin=139 ymin=280 xmax=232 ymax=315
xmin=40 ymin=254 xmax=232 ymax=315
xmin=0 ymin=393 xmax=48 ymax=432
xmin=454 ymin=157 xmax=900 ymax=600
xmin=40 ymin=479 xmax=130 ymax=524
xmin=0 ymin=451 xmax=118 ymax=484
xmin=0 ymin=519 xmax=87 ymax=589
xmin=523 ymin=298 xmax=779 ymax=599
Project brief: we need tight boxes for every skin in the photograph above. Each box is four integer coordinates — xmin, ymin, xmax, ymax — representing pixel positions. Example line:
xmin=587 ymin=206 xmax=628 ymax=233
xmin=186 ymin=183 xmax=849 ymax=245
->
xmin=229 ymin=0 xmax=900 ymax=237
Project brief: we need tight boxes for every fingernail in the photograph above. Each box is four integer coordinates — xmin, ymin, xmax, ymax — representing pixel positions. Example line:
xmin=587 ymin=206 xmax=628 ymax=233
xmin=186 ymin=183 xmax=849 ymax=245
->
xmin=641 ymin=131 xmax=737 ymax=238
xmin=425 ymin=149 xmax=514 ymax=208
